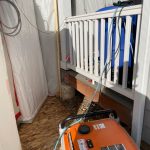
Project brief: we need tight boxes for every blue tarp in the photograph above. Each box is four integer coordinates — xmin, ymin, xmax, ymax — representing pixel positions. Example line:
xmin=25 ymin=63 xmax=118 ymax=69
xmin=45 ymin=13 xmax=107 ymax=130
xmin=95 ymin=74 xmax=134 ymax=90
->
xmin=97 ymin=6 xmax=137 ymax=87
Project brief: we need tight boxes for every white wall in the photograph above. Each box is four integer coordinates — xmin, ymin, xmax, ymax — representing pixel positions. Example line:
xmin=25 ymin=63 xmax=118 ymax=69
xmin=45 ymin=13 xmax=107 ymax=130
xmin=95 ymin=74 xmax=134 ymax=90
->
xmin=0 ymin=34 xmax=22 ymax=150
xmin=142 ymin=66 xmax=150 ymax=144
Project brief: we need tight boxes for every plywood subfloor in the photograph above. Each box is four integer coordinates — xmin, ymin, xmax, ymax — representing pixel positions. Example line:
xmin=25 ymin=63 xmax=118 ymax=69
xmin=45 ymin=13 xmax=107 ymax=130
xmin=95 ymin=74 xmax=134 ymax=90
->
xmin=19 ymin=95 xmax=85 ymax=150
xmin=19 ymin=97 xmax=66 ymax=149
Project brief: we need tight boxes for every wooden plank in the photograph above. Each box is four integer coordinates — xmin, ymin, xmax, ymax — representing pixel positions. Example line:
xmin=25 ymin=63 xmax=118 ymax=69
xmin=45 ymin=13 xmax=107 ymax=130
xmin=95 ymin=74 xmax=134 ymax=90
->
xmin=68 ymin=23 xmax=73 ymax=65
xmin=64 ymin=72 xmax=100 ymax=102
xmin=72 ymin=22 xmax=76 ymax=66
xmin=84 ymin=21 xmax=89 ymax=72
xmin=114 ymin=17 xmax=122 ymax=84
xmin=94 ymin=20 xmax=99 ymax=76
xmin=67 ymin=63 xmax=134 ymax=99
xmin=100 ymin=18 xmax=105 ymax=76
xmin=89 ymin=20 xmax=94 ymax=74
xmin=100 ymin=94 xmax=132 ymax=128
xmin=64 ymin=71 xmax=132 ymax=127
xmin=80 ymin=21 xmax=84 ymax=70
xmin=54 ymin=0 xmax=61 ymax=97
xmin=122 ymin=16 xmax=132 ymax=88
xmin=75 ymin=22 xmax=80 ymax=68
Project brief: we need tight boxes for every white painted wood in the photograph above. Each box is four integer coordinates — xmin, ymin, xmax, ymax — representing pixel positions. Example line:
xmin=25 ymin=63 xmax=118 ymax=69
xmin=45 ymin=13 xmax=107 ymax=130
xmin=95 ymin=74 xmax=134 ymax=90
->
xmin=89 ymin=20 xmax=94 ymax=74
xmin=72 ymin=22 xmax=76 ymax=66
xmin=67 ymin=63 xmax=134 ymax=99
xmin=101 ymin=78 xmax=134 ymax=100
xmin=114 ymin=17 xmax=122 ymax=84
xmin=131 ymin=0 xmax=150 ymax=146
xmin=68 ymin=23 xmax=73 ymax=65
xmin=65 ymin=5 xmax=142 ymax=23
xmin=84 ymin=21 xmax=89 ymax=72
xmin=75 ymin=22 xmax=80 ymax=68
xmin=100 ymin=18 xmax=105 ymax=76
xmin=107 ymin=18 xmax=113 ymax=81
xmin=94 ymin=20 xmax=99 ymax=76
xmin=80 ymin=21 xmax=84 ymax=70
xmin=64 ymin=5 xmax=142 ymax=95
xmin=122 ymin=16 xmax=132 ymax=88
xmin=132 ymin=15 xmax=141 ymax=89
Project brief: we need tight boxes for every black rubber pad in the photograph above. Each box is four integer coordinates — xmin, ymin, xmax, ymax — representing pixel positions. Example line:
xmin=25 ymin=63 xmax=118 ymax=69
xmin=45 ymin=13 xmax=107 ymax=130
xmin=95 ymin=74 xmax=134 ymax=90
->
xmin=78 ymin=125 xmax=90 ymax=134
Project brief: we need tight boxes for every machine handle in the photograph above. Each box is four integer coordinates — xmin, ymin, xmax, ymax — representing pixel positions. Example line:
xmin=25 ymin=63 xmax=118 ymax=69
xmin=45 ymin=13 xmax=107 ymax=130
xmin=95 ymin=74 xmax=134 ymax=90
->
xmin=60 ymin=109 xmax=117 ymax=129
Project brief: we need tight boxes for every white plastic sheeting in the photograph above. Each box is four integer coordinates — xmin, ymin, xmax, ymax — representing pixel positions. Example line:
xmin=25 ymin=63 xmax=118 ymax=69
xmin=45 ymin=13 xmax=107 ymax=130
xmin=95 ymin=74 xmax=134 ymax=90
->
xmin=72 ymin=0 xmax=105 ymax=15
xmin=72 ymin=0 xmax=123 ymax=15
xmin=0 ymin=0 xmax=48 ymax=122
xmin=34 ymin=0 xmax=72 ymax=95
xmin=1 ymin=35 xmax=20 ymax=121
xmin=34 ymin=0 xmax=58 ymax=96
xmin=58 ymin=0 xmax=72 ymax=68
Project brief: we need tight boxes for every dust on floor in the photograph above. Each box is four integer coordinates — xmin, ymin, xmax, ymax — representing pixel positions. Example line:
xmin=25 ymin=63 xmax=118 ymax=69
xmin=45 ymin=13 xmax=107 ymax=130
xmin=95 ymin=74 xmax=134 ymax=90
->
xmin=19 ymin=95 xmax=85 ymax=150
xmin=19 ymin=97 xmax=67 ymax=149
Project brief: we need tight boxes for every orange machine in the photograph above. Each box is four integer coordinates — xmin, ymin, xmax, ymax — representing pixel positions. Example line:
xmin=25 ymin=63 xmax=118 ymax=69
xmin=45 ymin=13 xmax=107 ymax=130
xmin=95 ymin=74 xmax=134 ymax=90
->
xmin=60 ymin=110 xmax=138 ymax=150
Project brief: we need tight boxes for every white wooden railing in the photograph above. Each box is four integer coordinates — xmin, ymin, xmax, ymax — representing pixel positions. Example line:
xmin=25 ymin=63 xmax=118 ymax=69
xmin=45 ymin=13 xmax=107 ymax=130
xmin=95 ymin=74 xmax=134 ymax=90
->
xmin=61 ymin=5 xmax=142 ymax=100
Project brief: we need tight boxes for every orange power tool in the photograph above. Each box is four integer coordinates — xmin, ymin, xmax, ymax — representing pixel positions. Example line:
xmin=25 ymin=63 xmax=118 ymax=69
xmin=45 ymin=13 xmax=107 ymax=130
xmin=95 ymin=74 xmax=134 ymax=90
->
xmin=59 ymin=110 xmax=138 ymax=150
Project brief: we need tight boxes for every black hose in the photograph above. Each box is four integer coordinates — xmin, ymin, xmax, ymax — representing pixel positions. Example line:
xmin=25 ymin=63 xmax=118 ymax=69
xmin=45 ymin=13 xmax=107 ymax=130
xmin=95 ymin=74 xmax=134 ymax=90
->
xmin=60 ymin=109 xmax=118 ymax=129
xmin=0 ymin=0 xmax=22 ymax=36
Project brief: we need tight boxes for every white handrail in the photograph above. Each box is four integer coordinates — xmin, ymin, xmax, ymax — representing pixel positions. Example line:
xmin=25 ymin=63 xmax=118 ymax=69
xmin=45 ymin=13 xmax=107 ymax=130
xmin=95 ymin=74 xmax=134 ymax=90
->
xmin=65 ymin=5 xmax=142 ymax=23
xmin=61 ymin=5 xmax=142 ymax=100
xmin=60 ymin=4 xmax=149 ymax=146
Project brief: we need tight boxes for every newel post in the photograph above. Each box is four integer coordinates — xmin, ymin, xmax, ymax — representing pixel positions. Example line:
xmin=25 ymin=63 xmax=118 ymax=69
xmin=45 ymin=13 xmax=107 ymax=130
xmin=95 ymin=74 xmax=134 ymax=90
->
xmin=132 ymin=1 xmax=150 ymax=146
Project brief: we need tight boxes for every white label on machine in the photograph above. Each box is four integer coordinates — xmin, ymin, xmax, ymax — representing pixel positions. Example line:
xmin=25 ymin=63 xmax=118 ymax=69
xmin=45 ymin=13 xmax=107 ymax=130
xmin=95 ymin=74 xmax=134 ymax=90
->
xmin=93 ymin=123 xmax=106 ymax=130
xmin=77 ymin=139 xmax=89 ymax=150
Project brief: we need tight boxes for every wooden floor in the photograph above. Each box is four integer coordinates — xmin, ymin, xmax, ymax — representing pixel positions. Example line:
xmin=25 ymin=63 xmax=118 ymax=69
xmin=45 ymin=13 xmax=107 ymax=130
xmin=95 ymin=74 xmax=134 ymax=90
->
xmin=19 ymin=95 xmax=150 ymax=150
xmin=19 ymin=95 xmax=85 ymax=150
xmin=19 ymin=97 xmax=68 ymax=150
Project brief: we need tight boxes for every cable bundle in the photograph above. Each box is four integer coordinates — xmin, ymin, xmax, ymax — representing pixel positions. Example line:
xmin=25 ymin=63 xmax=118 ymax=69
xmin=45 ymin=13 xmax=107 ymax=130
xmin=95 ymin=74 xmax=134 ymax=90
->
xmin=0 ymin=0 xmax=21 ymax=36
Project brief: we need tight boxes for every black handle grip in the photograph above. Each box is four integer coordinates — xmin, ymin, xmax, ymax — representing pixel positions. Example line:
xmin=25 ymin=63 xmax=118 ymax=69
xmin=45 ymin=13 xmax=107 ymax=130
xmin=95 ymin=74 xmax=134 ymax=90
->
xmin=113 ymin=0 xmax=134 ymax=6
xmin=60 ymin=109 xmax=117 ymax=129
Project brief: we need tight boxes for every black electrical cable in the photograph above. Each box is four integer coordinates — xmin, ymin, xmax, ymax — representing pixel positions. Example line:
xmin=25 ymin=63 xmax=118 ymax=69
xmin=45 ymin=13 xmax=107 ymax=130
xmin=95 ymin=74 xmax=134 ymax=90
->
xmin=0 ymin=0 xmax=65 ymax=37
xmin=105 ymin=6 xmax=125 ymax=75
xmin=0 ymin=0 xmax=22 ymax=36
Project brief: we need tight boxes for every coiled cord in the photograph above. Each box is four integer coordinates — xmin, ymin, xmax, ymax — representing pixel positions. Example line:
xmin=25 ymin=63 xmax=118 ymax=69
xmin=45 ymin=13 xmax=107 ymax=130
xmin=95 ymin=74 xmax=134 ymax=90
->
xmin=0 ymin=0 xmax=22 ymax=36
